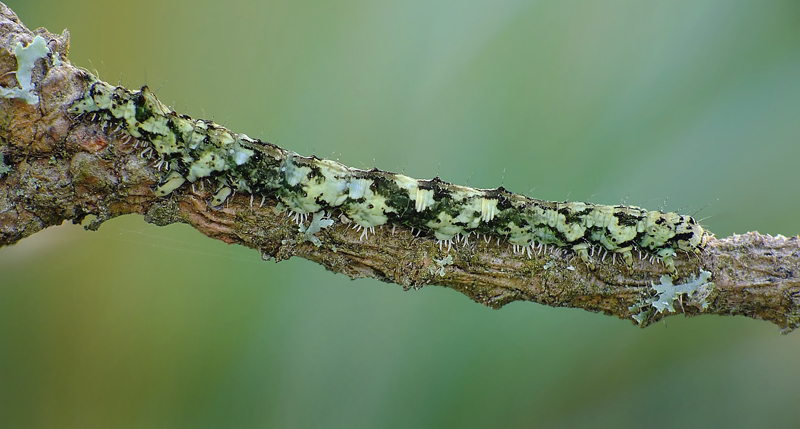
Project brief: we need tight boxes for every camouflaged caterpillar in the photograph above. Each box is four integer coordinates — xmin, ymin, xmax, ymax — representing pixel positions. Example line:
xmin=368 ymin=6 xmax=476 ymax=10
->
xmin=68 ymin=78 xmax=709 ymax=274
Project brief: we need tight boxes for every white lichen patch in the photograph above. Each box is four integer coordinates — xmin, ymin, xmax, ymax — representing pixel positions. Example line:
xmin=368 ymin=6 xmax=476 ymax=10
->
xmin=650 ymin=270 xmax=714 ymax=313
xmin=299 ymin=211 xmax=335 ymax=247
xmin=68 ymin=78 xmax=710 ymax=273
xmin=630 ymin=270 xmax=715 ymax=324
xmin=0 ymin=35 xmax=50 ymax=104
xmin=430 ymin=254 xmax=453 ymax=277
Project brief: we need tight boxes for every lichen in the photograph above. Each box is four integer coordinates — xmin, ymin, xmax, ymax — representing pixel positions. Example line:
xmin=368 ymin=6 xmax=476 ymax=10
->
xmin=299 ymin=211 xmax=334 ymax=247
xmin=650 ymin=270 xmax=714 ymax=313
xmin=0 ymin=35 xmax=50 ymax=104
xmin=430 ymin=254 xmax=453 ymax=277
xmin=630 ymin=270 xmax=715 ymax=325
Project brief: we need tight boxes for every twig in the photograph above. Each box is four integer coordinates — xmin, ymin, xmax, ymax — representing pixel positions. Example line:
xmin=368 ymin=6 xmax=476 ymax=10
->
xmin=0 ymin=3 xmax=797 ymax=332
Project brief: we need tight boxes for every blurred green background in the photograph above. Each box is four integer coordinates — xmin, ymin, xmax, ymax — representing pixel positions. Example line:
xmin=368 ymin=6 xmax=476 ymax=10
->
xmin=2 ymin=0 xmax=800 ymax=427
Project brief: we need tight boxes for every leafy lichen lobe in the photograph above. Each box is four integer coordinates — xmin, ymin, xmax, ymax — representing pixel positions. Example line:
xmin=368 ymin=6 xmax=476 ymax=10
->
xmin=0 ymin=35 xmax=51 ymax=104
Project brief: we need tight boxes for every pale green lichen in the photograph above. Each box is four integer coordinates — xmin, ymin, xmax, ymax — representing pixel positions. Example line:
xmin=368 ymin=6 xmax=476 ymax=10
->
xmin=299 ymin=211 xmax=334 ymax=247
xmin=0 ymin=35 xmax=50 ymax=104
xmin=631 ymin=311 xmax=648 ymax=325
xmin=650 ymin=270 xmax=714 ymax=313
xmin=630 ymin=270 xmax=715 ymax=324
xmin=430 ymin=254 xmax=453 ymax=277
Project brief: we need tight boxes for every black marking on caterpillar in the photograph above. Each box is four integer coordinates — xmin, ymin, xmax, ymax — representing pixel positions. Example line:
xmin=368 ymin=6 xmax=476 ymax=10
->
xmin=68 ymin=78 xmax=710 ymax=274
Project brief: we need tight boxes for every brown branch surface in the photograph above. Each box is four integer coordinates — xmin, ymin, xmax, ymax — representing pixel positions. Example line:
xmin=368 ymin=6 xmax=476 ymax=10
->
xmin=1 ymin=3 xmax=798 ymax=332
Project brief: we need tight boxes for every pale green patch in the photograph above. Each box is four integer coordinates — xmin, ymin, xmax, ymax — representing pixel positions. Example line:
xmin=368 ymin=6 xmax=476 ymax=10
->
xmin=311 ymin=160 xmax=350 ymax=206
xmin=211 ymin=186 xmax=232 ymax=207
xmin=426 ymin=211 xmax=464 ymax=240
xmin=299 ymin=211 xmax=335 ymax=247
xmin=0 ymin=35 xmax=50 ymax=104
xmin=629 ymin=270 xmax=715 ymax=325
xmin=283 ymin=157 xmax=311 ymax=187
xmin=631 ymin=311 xmax=648 ymax=325
xmin=347 ymin=192 xmax=391 ymax=228
xmin=650 ymin=270 xmax=714 ymax=313
xmin=339 ymin=177 xmax=393 ymax=228
xmin=429 ymin=254 xmax=453 ymax=277
xmin=188 ymin=150 xmax=228 ymax=181
xmin=154 ymin=171 xmax=186 ymax=197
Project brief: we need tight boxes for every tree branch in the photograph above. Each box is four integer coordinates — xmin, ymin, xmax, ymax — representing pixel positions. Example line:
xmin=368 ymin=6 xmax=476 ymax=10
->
xmin=1 ymin=3 xmax=798 ymax=333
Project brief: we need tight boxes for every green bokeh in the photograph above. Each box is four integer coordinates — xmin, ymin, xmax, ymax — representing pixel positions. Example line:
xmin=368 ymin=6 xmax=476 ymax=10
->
xmin=2 ymin=1 xmax=800 ymax=428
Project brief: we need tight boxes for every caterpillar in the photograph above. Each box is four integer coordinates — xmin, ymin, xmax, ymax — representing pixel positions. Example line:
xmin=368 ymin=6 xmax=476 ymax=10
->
xmin=68 ymin=77 xmax=709 ymax=274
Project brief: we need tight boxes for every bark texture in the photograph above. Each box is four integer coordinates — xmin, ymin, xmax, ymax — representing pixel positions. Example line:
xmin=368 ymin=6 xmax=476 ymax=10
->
xmin=1 ymin=3 xmax=798 ymax=332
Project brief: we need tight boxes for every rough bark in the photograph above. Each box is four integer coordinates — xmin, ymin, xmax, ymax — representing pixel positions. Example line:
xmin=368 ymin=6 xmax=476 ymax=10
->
xmin=1 ymin=3 xmax=798 ymax=332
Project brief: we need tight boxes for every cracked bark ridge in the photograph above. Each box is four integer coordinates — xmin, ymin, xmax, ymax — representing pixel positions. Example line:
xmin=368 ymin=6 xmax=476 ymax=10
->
xmin=1 ymin=2 xmax=798 ymax=332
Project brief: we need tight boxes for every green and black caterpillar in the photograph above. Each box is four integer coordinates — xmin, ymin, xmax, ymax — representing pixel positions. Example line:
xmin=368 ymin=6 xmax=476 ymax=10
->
xmin=68 ymin=77 xmax=710 ymax=274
